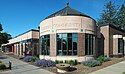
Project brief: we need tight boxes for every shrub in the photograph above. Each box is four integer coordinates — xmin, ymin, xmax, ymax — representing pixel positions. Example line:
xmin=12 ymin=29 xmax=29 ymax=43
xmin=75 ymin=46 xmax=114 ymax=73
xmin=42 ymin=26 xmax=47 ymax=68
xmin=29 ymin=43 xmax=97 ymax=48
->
xmin=0 ymin=56 xmax=7 ymax=59
xmin=0 ymin=61 xmax=2 ymax=63
xmin=69 ymin=60 xmax=74 ymax=66
xmin=66 ymin=60 xmax=78 ymax=66
xmin=55 ymin=60 xmax=59 ymax=64
xmin=82 ymin=60 xmax=101 ymax=67
xmin=47 ymin=60 xmax=56 ymax=67
xmin=96 ymin=55 xmax=111 ymax=63
xmin=59 ymin=60 xmax=63 ymax=63
xmin=23 ymin=56 xmax=32 ymax=62
xmin=23 ymin=56 xmax=39 ymax=62
xmin=104 ymin=57 xmax=111 ymax=61
xmin=74 ymin=60 xmax=78 ymax=65
xmin=34 ymin=59 xmax=55 ymax=67
xmin=34 ymin=59 xmax=47 ymax=67
xmin=31 ymin=56 xmax=39 ymax=62
xmin=36 ymin=54 xmax=39 ymax=58
xmin=64 ymin=60 xmax=69 ymax=64
xmin=0 ymin=63 xmax=6 ymax=70
xmin=55 ymin=60 xmax=63 ymax=64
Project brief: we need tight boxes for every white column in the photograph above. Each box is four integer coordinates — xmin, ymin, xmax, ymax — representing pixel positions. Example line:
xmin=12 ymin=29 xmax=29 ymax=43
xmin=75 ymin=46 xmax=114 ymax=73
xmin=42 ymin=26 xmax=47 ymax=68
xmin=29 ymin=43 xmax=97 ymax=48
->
xmin=14 ymin=44 xmax=16 ymax=55
xmin=20 ymin=43 xmax=22 ymax=56
xmin=113 ymin=35 xmax=122 ymax=56
xmin=23 ymin=43 xmax=25 ymax=56
xmin=123 ymin=37 xmax=125 ymax=55
xmin=16 ymin=44 xmax=19 ymax=56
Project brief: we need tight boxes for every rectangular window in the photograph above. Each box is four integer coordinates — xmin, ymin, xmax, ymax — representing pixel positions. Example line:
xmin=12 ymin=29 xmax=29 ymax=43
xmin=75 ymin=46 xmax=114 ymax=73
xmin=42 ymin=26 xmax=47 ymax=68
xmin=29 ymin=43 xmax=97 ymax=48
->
xmin=118 ymin=38 xmax=124 ymax=54
xmin=72 ymin=37 xmax=77 ymax=55
xmin=57 ymin=38 xmax=61 ymax=55
xmin=85 ymin=34 xmax=95 ymax=55
xmin=68 ymin=37 xmax=72 ymax=55
xmin=41 ymin=35 xmax=50 ymax=55
xmin=57 ymin=33 xmax=78 ymax=56
xmin=62 ymin=37 xmax=67 ymax=55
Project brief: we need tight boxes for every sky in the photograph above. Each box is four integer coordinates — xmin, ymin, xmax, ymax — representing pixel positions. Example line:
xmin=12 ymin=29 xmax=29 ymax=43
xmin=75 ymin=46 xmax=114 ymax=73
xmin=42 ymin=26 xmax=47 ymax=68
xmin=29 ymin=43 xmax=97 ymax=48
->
xmin=0 ymin=0 xmax=124 ymax=37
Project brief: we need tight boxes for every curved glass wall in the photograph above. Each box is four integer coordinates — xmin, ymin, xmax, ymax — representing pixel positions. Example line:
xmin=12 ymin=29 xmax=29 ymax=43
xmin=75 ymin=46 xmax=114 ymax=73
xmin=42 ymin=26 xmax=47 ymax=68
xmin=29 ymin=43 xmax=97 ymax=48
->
xmin=41 ymin=35 xmax=50 ymax=55
xmin=85 ymin=34 xmax=95 ymax=55
xmin=57 ymin=33 xmax=78 ymax=56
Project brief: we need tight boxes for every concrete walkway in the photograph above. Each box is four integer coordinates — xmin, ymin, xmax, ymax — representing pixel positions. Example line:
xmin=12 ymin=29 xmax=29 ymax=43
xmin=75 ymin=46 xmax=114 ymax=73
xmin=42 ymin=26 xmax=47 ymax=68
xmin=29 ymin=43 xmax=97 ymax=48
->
xmin=0 ymin=56 xmax=55 ymax=74
xmin=89 ymin=61 xmax=125 ymax=74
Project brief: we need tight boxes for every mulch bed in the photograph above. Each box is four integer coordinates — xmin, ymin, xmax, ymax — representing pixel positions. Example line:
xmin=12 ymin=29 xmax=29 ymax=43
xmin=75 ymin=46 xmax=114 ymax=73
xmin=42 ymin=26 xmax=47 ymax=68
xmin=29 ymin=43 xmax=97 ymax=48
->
xmin=44 ymin=57 xmax=125 ymax=74
xmin=6 ymin=53 xmax=125 ymax=74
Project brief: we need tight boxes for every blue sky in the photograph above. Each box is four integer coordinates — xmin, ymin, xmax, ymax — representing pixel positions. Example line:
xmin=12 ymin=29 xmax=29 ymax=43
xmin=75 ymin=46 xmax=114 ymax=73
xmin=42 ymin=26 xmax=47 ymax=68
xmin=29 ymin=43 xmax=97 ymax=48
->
xmin=0 ymin=0 xmax=124 ymax=37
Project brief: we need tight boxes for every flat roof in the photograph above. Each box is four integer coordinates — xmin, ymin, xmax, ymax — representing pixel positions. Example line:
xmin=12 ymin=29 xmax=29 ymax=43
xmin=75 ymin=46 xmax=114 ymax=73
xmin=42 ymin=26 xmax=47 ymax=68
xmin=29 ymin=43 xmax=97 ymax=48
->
xmin=13 ymin=29 xmax=39 ymax=38
xmin=100 ymin=24 xmax=125 ymax=33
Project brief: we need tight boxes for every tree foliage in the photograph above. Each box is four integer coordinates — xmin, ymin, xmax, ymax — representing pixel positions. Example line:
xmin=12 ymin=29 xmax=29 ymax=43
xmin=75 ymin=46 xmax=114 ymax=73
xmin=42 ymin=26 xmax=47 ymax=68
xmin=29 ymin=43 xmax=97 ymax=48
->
xmin=97 ymin=1 xmax=117 ymax=26
xmin=0 ymin=23 xmax=3 ymax=31
xmin=0 ymin=23 xmax=12 ymax=46
xmin=116 ymin=4 xmax=125 ymax=29
xmin=98 ymin=1 xmax=125 ymax=30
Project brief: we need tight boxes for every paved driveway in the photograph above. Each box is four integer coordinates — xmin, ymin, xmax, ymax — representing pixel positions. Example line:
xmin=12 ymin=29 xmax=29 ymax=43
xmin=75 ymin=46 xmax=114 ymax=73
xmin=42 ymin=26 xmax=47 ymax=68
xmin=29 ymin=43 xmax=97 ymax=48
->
xmin=0 ymin=56 xmax=55 ymax=74
xmin=89 ymin=61 xmax=125 ymax=74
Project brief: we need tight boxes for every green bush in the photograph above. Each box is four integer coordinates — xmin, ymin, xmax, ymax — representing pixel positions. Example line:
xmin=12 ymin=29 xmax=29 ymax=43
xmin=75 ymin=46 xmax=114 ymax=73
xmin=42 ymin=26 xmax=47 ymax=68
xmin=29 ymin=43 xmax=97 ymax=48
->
xmin=36 ymin=54 xmax=39 ymax=58
xmin=0 ymin=63 xmax=6 ymax=70
xmin=82 ymin=60 xmax=101 ymax=67
xmin=64 ymin=60 xmax=69 ymax=64
xmin=69 ymin=60 xmax=74 ymax=66
xmin=31 ymin=56 xmax=39 ymax=62
xmin=96 ymin=56 xmax=104 ymax=63
xmin=69 ymin=60 xmax=78 ymax=65
xmin=55 ymin=60 xmax=59 ymax=64
xmin=0 ymin=61 xmax=2 ymax=63
xmin=59 ymin=60 xmax=63 ymax=63
xmin=64 ymin=60 xmax=78 ymax=66
xmin=96 ymin=55 xmax=111 ymax=63
xmin=55 ymin=60 xmax=63 ymax=64
xmin=74 ymin=60 xmax=78 ymax=65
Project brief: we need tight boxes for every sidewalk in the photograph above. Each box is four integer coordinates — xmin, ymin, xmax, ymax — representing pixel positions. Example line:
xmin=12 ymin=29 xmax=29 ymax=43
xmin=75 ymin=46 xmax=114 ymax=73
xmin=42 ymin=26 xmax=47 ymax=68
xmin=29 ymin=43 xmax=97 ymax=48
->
xmin=89 ymin=61 xmax=125 ymax=74
xmin=0 ymin=56 xmax=55 ymax=74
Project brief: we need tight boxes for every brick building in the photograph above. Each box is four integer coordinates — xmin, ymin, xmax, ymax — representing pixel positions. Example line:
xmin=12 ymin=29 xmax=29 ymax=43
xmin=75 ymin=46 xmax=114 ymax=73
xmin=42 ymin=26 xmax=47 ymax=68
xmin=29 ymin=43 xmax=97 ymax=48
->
xmin=2 ymin=5 xmax=125 ymax=62
xmin=2 ymin=29 xmax=39 ymax=57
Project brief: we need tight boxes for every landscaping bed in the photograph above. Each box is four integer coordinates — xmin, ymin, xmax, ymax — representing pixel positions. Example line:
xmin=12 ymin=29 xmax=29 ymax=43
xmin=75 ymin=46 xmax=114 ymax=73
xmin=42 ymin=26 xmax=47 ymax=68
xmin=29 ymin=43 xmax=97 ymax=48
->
xmin=7 ymin=54 xmax=125 ymax=74
xmin=0 ymin=51 xmax=11 ymax=72
xmin=45 ymin=57 xmax=125 ymax=74
xmin=0 ymin=60 xmax=12 ymax=72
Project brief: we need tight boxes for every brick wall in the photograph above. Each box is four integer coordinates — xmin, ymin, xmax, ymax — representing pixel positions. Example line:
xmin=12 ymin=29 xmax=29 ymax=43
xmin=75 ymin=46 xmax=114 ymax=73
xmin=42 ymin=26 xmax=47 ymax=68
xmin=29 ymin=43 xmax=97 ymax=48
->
xmin=100 ymin=25 xmax=125 ymax=57
xmin=77 ymin=33 xmax=85 ymax=56
xmin=50 ymin=34 xmax=56 ymax=56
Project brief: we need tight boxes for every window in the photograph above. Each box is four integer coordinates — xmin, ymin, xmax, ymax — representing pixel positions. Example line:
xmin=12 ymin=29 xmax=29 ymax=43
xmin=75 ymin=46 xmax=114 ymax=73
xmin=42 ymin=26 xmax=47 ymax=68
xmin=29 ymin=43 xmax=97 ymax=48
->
xmin=57 ymin=33 xmax=78 ymax=56
xmin=118 ymin=38 xmax=124 ymax=53
xmin=41 ymin=35 xmax=50 ymax=55
xmin=72 ymin=33 xmax=78 ymax=55
xmin=85 ymin=34 xmax=95 ymax=55
xmin=68 ymin=37 xmax=72 ymax=55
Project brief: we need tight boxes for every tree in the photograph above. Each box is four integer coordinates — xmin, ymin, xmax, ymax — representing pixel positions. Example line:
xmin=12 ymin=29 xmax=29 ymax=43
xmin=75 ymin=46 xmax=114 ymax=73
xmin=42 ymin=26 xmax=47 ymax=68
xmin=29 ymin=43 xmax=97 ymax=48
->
xmin=0 ymin=23 xmax=12 ymax=46
xmin=116 ymin=4 xmax=125 ymax=29
xmin=0 ymin=23 xmax=3 ymax=32
xmin=97 ymin=1 xmax=117 ymax=26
